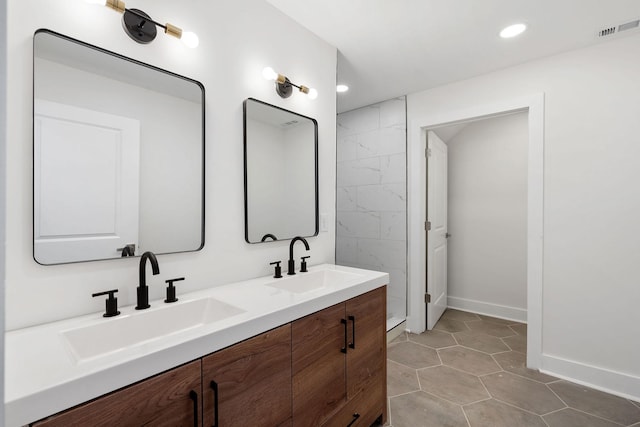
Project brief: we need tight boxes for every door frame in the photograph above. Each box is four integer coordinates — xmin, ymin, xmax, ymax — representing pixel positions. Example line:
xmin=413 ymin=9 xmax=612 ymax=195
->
xmin=407 ymin=93 xmax=544 ymax=370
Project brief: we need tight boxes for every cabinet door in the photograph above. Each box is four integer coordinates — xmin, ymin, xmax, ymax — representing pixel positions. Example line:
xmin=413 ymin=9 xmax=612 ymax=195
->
xmin=202 ymin=324 xmax=292 ymax=427
xmin=346 ymin=287 xmax=387 ymax=421
xmin=292 ymin=303 xmax=347 ymax=427
xmin=346 ymin=287 xmax=386 ymax=397
xmin=33 ymin=360 xmax=202 ymax=427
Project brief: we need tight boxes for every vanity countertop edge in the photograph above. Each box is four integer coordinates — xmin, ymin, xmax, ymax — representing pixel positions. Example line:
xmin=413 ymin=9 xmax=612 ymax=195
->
xmin=5 ymin=264 xmax=389 ymax=427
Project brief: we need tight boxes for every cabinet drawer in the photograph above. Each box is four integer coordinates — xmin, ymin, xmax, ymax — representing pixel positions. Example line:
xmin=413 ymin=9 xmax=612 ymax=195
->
xmin=321 ymin=370 xmax=385 ymax=427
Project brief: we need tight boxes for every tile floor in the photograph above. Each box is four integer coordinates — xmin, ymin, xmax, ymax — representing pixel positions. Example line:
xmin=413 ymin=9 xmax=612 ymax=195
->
xmin=384 ymin=309 xmax=640 ymax=427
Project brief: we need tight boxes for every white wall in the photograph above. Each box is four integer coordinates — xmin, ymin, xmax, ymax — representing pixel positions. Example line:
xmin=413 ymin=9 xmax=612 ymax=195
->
xmin=408 ymin=33 xmax=640 ymax=400
xmin=336 ymin=97 xmax=407 ymax=324
xmin=442 ymin=112 xmax=528 ymax=321
xmin=6 ymin=0 xmax=336 ymax=330
xmin=1 ymin=0 xmax=7 ymax=422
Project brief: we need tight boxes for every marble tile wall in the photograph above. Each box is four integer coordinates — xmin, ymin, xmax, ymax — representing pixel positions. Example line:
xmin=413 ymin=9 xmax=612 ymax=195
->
xmin=336 ymin=97 xmax=407 ymax=324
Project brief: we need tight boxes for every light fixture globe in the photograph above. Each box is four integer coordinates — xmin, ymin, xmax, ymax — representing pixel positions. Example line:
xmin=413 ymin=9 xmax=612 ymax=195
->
xmin=262 ymin=67 xmax=278 ymax=81
xmin=181 ymin=31 xmax=199 ymax=48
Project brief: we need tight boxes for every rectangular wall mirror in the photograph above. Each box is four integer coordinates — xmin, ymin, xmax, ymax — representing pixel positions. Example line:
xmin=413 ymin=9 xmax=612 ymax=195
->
xmin=243 ymin=98 xmax=318 ymax=243
xmin=33 ymin=29 xmax=205 ymax=265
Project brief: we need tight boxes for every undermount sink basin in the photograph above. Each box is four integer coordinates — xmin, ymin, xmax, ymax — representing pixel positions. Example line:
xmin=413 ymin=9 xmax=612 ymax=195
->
xmin=61 ymin=297 xmax=245 ymax=363
xmin=265 ymin=269 xmax=364 ymax=293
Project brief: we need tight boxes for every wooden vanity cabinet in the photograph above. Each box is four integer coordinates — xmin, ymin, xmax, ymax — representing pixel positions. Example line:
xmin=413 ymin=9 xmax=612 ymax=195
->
xmin=32 ymin=360 xmax=202 ymax=427
xmin=292 ymin=287 xmax=387 ymax=427
xmin=31 ymin=286 xmax=385 ymax=427
xmin=202 ymin=324 xmax=292 ymax=427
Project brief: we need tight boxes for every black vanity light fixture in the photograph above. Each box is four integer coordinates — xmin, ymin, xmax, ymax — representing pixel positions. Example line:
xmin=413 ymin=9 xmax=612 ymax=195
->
xmin=262 ymin=67 xmax=318 ymax=100
xmin=85 ymin=0 xmax=199 ymax=48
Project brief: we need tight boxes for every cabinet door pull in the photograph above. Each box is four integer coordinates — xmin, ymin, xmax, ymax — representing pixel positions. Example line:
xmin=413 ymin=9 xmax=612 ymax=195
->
xmin=348 ymin=315 xmax=356 ymax=349
xmin=210 ymin=380 xmax=219 ymax=427
xmin=347 ymin=412 xmax=361 ymax=426
xmin=341 ymin=318 xmax=348 ymax=353
xmin=189 ymin=390 xmax=199 ymax=427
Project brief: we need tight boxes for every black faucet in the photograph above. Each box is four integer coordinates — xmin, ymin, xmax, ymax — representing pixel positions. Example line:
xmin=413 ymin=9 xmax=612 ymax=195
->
xmin=288 ymin=236 xmax=310 ymax=275
xmin=136 ymin=251 xmax=160 ymax=310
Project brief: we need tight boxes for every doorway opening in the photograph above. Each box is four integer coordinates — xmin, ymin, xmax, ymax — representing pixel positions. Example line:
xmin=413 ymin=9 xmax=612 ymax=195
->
xmin=426 ymin=111 xmax=529 ymax=329
xmin=407 ymin=94 xmax=544 ymax=369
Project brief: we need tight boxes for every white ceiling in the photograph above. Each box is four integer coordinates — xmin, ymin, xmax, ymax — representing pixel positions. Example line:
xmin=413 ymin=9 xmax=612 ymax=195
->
xmin=266 ymin=0 xmax=640 ymax=112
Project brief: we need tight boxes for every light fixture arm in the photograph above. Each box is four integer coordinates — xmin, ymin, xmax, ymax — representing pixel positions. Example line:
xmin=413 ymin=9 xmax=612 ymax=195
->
xmin=89 ymin=0 xmax=197 ymax=47
xmin=125 ymin=8 xmax=166 ymax=31
xmin=122 ymin=8 xmax=184 ymax=42
xmin=263 ymin=67 xmax=317 ymax=100
xmin=105 ymin=0 xmax=125 ymax=13
xmin=124 ymin=8 xmax=182 ymax=37
xmin=288 ymin=81 xmax=309 ymax=94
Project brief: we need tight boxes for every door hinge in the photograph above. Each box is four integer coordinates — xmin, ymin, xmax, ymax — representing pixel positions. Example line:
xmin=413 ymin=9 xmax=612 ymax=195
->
xmin=425 ymin=221 xmax=431 ymax=231
xmin=425 ymin=293 xmax=431 ymax=303
xmin=426 ymin=148 xmax=432 ymax=157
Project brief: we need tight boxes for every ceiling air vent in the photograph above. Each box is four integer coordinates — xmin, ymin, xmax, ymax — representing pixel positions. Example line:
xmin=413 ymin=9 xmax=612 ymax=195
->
xmin=597 ymin=18 xmax=639 ymax=38
xmin=598 ymin=26 xmax=616 ymax=37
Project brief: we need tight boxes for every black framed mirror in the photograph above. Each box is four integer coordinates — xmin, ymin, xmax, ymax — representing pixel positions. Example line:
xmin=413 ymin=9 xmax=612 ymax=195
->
xmin=243 ymin=98 xmax=318 ymax=243
xmin=33 ymin=29 xmax=205 ymax=264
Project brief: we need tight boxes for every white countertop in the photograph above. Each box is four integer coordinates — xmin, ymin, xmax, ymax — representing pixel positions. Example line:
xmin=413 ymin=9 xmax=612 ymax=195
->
xmin=5 ymin=264 xmax=388 ymax=427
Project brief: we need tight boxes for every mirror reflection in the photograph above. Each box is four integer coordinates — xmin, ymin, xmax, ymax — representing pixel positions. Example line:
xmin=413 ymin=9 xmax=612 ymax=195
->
xmin=243 ymin=98 xmax=318 ymax=243
xmin=33 ymin=29 xmax=205 ymax=265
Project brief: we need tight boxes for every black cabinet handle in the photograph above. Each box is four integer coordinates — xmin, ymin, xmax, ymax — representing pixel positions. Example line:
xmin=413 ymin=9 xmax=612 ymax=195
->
xmin=348 ymin=315 xmax=356 ymax=349
xmin=189 ymin=390 xmax=198 ymax=427
xmin=210 ymin=380 xmax=219 ymax=427
xmin=341 ymin=318 xmax=348 ymax=353
xmin=347 ymin=413 xmax=361 ymax=427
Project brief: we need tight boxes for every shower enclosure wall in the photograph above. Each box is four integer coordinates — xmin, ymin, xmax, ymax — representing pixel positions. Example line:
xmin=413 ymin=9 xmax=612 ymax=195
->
xmin=336 ymin=97 xmax=407 ymax=331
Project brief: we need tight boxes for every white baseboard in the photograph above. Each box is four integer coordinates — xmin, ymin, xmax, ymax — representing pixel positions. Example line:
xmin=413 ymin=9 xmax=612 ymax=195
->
xmin=447 ymin=297 xmax=639 ymax=403
xmin=447 ymin=296 xmax=527 ymax=323
xmin=541 ymin=354 xmax=640 ymax=403
xmin=386 ymin=320 xmax=406 ymax=344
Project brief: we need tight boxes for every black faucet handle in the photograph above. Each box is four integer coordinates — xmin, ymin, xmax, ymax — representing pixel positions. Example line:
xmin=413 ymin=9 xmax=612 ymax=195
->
xmin=270 ymin=261 xmax=282 ymax=279
xmin=92 ymin=289 xmax=120 ymax=317
xmin=300 ymin=256 xmax=310 ymax=273
xmin=165 ymin=277 xmax=184 ymax=303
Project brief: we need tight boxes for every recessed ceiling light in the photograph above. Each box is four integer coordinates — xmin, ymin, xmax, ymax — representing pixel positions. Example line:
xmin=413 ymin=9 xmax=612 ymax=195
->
xmin=500 ymin=23 xmax=527 ymax=39
xmin=336 ymin=84 xmax=349 ymax=93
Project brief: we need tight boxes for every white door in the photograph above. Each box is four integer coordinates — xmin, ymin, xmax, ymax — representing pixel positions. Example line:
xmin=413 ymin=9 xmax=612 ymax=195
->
xmin=34 ymin=100 xmax=140 ymax=264
xmin=426 ymin=131 xmax=448 ymax=329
